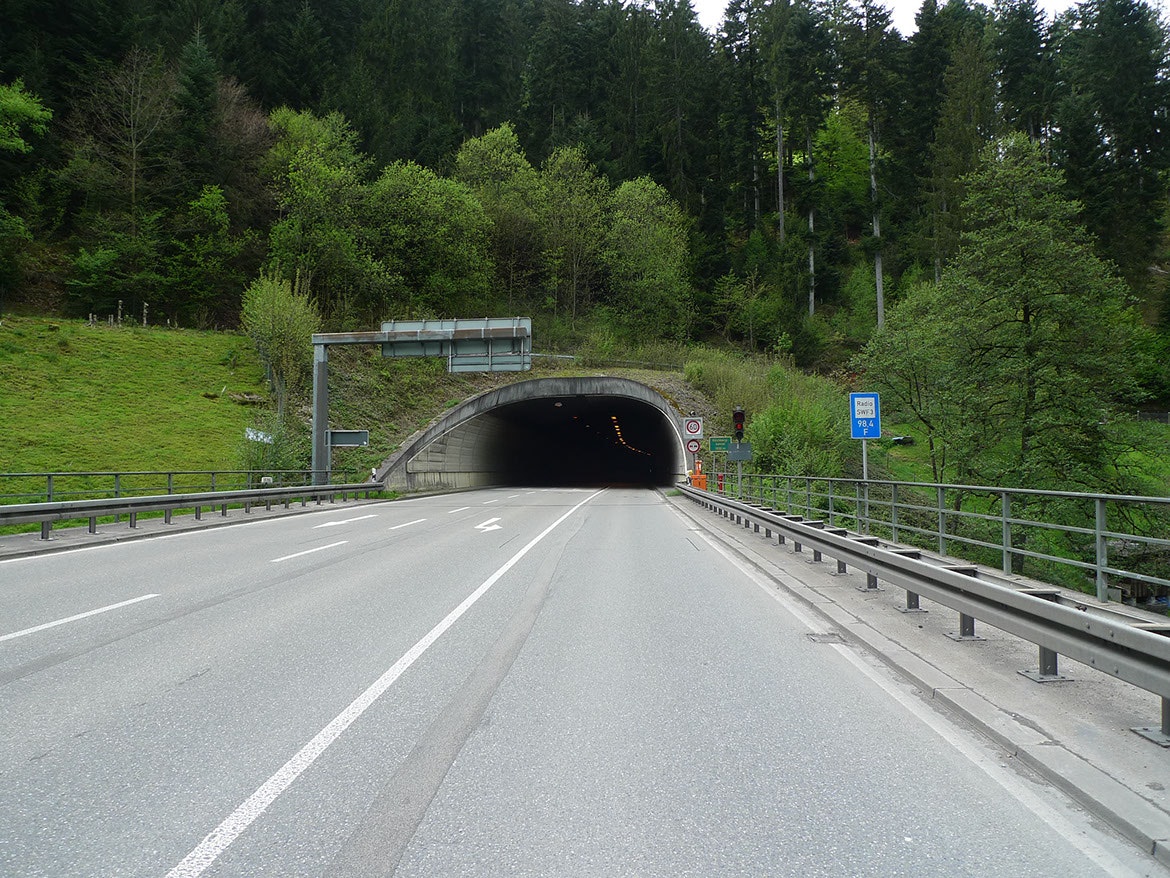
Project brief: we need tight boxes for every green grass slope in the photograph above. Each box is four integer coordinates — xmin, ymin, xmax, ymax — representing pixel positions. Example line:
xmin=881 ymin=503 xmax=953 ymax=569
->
xmin=0 ymin=316 xmax=267 ymax=473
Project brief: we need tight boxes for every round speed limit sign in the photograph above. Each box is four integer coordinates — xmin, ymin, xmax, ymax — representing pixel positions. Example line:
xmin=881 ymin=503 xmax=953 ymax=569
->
xmin=683 ymin=418 xmax=703 ymax=437
xmin=686 ymin=439 xmax=701 ymax=454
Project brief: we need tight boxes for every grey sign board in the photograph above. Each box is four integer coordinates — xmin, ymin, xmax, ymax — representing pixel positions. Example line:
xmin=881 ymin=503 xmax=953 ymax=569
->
xmin=328 ymin=430 xmax=370 ymax=447
xmin=727 ymin=442 xmax=753 ymax=462
xmin=380 ymin=317 xmax=532 ymax=373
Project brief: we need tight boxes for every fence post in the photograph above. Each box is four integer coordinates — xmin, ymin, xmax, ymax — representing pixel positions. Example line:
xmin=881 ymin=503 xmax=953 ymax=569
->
xmin=937 ymin=487 xmax=947 ymax=556
xmin=1095 ymin=497 xmax=1109 ymax=602
xmin=46 ymin=474 xmax=54 ymax=503
xmin=828 ymin=480 xmax=835 ymax=527
xmin=891 ymin=484 xmax=899 ymax=542
xmin=1002 ymin=491 xmax=1012 ymax=574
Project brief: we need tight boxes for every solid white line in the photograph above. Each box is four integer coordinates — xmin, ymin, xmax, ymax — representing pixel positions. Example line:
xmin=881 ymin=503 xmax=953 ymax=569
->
xmin=165 ymin=488 xmax=604 ymax=878
xmin=0 ymin=594 xmax=160 ymax=643
xmin=690 ymin=525 xmax=1149 ymax=878
xmin=389 ymin=518 xmax=426 ymax=531
xmin=312 ymin=514 xmax=377 ymax=529
xmin=269 ymin=541 xmax=348 ymax=563
xmin=446 ymin=507 xmax=470 ymax=514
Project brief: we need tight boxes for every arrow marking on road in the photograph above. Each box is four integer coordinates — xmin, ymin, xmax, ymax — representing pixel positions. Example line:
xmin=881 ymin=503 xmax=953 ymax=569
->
xmin=475 ymin=518 xmax=502 ymax=532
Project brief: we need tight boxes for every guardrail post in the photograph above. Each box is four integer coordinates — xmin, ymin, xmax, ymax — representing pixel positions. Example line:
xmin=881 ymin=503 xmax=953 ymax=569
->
xmin=1095 ymin=498 xmax=1109 ymax=601
xmin=1132 ymin=699 xmax=1170 ymax=746
xmin=1018 ymin=593 xmax=1069 ymax=682
xmin=129 ymin=512 xmax=137 ymax=529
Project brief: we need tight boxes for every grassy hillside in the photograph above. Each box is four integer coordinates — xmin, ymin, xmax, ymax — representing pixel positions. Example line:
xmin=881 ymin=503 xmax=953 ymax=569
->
xmin=0 ymin=315 xmax=267 ymax=473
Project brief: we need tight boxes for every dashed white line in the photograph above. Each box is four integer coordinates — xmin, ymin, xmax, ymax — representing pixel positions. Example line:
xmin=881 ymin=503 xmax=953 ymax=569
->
xmin=164 ymin=488 xmax=604 ymax=878
xmin=270 ymin=541 xmax=348 ymax=563
xmin=389 ymin=518 xmax=427 ymax=530
xmin=0 ymin=594 xmax=160 ymax=643
xmin=483 ymin=499 xmax=500 ymax=504
xmin=312 ymin=514 xmax=378 ymax=529
xmin=447 ymin=507 xmax=470 ymax=514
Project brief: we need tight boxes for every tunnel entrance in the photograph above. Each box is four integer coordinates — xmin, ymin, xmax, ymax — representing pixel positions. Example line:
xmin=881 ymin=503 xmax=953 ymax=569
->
xmin=485 ymin=394 xmax=678 ymax=486
xmin=379 ymin=377 xmax=686 ymax=492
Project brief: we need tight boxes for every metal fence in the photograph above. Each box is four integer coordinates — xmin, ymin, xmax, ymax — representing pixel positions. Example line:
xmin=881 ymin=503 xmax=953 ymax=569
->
xmin=708 ymin=470 xmax=1170 ymax=608
xmin=0 ymin=469 xmax=365 ymax=507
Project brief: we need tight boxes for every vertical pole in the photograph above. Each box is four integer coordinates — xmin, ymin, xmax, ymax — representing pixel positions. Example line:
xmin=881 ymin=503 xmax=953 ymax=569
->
xmin=311 ymin=343 xmax=329 ymax=486
xmin=937 ymin=487 xmax=947 ymax=556
xmin=891 ymin=484 xmax=899 ymax=542
xmin=736 ymin=461 xmax=743 ymax=499
xmin=1002 ymin=492 xmax=1012 ymax=574
xmin=1095 ymin=497 xmax=1109 ymax=601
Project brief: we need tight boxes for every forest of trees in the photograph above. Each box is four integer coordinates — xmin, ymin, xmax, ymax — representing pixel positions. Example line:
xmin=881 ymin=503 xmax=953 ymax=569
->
xmin=2 ymin=0 xmax=1169 ymax=443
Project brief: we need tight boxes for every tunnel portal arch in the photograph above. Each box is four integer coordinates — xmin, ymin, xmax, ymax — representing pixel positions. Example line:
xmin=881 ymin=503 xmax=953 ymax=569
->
xmin=377 ymin=377 xmax=689 ymax=492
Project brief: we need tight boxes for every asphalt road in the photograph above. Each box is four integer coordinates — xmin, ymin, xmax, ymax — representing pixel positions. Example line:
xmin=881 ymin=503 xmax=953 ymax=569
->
xmin=0 ymin=487 xmax=1161 ymax=877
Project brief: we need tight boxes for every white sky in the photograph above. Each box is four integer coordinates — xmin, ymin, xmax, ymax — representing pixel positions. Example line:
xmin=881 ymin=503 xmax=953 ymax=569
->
xmin=689 ymin=0 xmax=1088 ymax=37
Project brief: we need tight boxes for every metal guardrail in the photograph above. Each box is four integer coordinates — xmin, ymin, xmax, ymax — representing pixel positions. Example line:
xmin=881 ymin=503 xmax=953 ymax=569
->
xmin=0 ymin=482 xmax=376 ymax=540
xmin=679 ymin=484 xmax=1170 ymax=746
xmin=0 ymin=470 xmax=362 ymax=506
xmin=708 ymin=471 xmax=1170 ymax=607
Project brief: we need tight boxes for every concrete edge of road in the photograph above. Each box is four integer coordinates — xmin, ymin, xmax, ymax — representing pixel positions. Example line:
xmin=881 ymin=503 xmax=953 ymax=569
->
xmin=663 ymin=489 xmax=1170 ymax=869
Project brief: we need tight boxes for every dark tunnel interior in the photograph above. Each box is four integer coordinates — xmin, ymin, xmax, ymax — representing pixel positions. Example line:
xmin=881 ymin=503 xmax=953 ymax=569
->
xmin=482 ymin=395 xmax=681 ymax=487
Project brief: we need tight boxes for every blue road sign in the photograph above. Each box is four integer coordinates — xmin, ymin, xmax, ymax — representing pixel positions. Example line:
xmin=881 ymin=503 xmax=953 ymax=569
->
xmin=850 ymin=393 xmax=881 ymax=439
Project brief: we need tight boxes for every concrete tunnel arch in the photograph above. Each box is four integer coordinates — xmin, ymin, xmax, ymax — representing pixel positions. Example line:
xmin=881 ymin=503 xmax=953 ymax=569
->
xmin=376 ymin=377 xmax=689 ymax=492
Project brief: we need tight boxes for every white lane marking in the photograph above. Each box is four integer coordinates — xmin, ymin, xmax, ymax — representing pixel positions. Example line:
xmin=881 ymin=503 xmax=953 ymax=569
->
xmin=165 ymin=488 xmax=604 ymax=878
xmin=475 ymin=518 xmax=502 ymax=533
xmin=270 ymin=541 xmax=348 ymax=563
xmin=389 ymin=518 xmax=426 ymax=531
xmin=0 ymin=594 xmax=160 ymax=643
xmin=483 ymin=498 xmax=499 ymax=505
xmin=312 ymin=514 xmax=377 ymax=529
xmin=507 ymin=494 xmax=521 ymax=499
xmin=691 ymin=525 xmax=1150 ymax=878
xmin=447 ymin=507 xmax=470 ymax=514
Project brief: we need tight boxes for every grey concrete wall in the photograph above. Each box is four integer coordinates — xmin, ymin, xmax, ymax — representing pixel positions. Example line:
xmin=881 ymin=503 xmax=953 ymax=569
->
xmin=376 ymin=377 xmax=686 ymax=492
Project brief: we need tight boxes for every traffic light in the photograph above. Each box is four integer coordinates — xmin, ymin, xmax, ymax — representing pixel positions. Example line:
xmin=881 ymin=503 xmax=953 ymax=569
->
xmin=733 ymin=407 xmax=745 ymax=442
